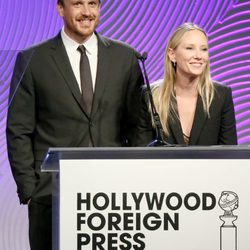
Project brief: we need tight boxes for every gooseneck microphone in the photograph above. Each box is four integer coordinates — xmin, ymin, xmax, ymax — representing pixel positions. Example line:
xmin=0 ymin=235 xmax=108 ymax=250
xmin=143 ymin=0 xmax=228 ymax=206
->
xmin=136 ymin=51 xmax=171 ymax=147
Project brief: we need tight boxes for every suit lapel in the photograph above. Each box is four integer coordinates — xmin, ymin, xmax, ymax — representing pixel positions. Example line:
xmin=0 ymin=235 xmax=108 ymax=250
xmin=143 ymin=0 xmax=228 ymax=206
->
xmin=50 ymin=34 xmax=88 ymax=116
xmin=169 ymin=115 xmax=186 ymax=144
xmin=168 ymin=98 xmax=185 ymax=144
xmin=91 ymin=34 xmax=110 ymax=117
xmin=169 ymin=95 xmax=207 ymax=145
xmin=189 ymin=95 xmax=207 ymax=145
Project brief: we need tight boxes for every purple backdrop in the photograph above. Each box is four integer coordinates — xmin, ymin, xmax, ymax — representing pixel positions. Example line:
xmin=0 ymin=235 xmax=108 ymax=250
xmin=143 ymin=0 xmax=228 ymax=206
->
xmin=0 ymin=1 xmax=249 ymax=249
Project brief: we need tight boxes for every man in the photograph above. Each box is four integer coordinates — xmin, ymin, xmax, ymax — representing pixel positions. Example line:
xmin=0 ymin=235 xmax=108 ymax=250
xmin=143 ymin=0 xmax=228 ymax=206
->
xmin=6 ymin=0 xmax=143 ymax=249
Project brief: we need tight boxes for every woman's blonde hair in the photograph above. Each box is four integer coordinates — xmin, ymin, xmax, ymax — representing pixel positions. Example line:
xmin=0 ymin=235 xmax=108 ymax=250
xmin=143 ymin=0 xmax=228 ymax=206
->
xmin=151 ymin=22 xmax=214 ymax=136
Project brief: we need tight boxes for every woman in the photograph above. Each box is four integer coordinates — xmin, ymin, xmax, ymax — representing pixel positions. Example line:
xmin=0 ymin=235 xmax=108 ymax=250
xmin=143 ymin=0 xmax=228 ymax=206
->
xmin=136 ymin=23 xmax=237 ymax=146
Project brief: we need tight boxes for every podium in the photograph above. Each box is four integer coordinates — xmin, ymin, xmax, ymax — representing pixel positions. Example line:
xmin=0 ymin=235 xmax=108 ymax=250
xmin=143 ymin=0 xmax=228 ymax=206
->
xmin=42 ymin=146 xmax=250 ymax=250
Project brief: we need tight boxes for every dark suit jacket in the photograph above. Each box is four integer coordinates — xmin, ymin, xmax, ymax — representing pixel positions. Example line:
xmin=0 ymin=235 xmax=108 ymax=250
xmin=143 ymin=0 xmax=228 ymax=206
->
xmin=6 ymin=32 xmax=144 ymax=204
xmin=135 ymin=81 xmax=237 ymax=146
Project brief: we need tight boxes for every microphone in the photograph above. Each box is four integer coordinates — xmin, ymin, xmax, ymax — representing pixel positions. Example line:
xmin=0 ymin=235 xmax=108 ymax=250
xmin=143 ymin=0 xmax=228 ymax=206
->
xmin=136 ymin=51 xmax=172 ymax=147
xmin=135 ymin=52 xmax=147 ymax=62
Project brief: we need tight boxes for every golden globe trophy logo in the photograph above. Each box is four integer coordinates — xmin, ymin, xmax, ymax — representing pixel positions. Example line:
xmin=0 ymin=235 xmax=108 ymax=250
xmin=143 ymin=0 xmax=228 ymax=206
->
xmin=219 ymin=191 xmax=239 ymax=250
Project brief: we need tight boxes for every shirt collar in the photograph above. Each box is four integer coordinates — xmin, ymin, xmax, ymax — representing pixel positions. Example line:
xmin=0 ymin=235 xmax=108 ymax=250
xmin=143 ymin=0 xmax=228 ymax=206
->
xmin=61 ymin=27 xmax=98 ymax=55
xmin=83 ymin=32 xmax=97 ymax=55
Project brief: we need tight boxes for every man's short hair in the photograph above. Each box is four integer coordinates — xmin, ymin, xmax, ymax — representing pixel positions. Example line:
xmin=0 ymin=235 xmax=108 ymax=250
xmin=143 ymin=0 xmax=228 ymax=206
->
xmin=57 ymin=0 xmax=101 ymax=5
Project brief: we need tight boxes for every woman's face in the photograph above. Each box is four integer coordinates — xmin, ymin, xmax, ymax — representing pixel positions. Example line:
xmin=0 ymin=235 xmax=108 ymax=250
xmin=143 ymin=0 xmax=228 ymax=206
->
xmin=169 ymin=30 xmax=209 ymax=79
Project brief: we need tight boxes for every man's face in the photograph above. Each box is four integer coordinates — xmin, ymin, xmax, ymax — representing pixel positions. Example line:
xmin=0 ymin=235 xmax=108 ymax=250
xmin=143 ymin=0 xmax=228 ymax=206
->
xmin=57 ymin=0 xmax=100 ymax=43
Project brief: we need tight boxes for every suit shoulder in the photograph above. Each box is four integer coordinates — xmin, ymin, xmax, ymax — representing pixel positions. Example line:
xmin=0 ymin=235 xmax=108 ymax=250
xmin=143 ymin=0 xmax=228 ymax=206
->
xmin=212 ymin=80 xmax=232 ymax=94
xmin=212 ymin=81 xmax=233 ymax=107
xmin=21 ymin=34 xmax=59 ymax=55
xmin=109 ymin=38 xmax=135 ymax=51
xmin=98 ymin=34 xmax=136 ymax=53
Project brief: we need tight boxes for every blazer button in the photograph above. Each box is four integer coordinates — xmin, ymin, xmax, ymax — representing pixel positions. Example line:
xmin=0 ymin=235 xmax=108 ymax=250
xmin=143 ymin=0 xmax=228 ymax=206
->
xmin=89 ymin=121 xmax=94 ymax=127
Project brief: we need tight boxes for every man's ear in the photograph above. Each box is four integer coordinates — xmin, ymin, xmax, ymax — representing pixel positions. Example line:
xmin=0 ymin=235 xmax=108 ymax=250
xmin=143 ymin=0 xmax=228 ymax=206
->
xmin=57 ymin=3 xmax=64 ymax=17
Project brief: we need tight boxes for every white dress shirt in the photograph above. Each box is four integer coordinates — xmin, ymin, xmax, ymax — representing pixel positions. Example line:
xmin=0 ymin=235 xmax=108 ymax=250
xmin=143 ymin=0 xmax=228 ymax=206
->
xmin=61 ymin=27 xmax=98 ymax=91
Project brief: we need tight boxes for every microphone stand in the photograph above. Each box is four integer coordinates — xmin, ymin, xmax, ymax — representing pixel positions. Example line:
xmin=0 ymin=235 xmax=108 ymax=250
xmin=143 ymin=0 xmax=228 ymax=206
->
xmin=136 ymin=52 xmax=171 ymax=147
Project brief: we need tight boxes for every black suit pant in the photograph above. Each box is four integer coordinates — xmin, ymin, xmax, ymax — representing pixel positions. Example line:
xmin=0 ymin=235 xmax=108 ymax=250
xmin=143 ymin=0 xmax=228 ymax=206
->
xmin=28 ymin=200 xmax=52 ymax=250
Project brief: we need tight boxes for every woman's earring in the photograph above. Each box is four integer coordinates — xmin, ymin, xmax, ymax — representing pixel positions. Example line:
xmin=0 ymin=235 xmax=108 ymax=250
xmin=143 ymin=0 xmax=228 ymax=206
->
xmin=173 ymin=61 xmax=176 ymax=67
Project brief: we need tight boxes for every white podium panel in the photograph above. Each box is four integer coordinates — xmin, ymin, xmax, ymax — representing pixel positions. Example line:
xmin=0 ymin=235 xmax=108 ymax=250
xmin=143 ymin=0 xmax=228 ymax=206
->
xmin=58 ymin=158 xmax=249 ymax=250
